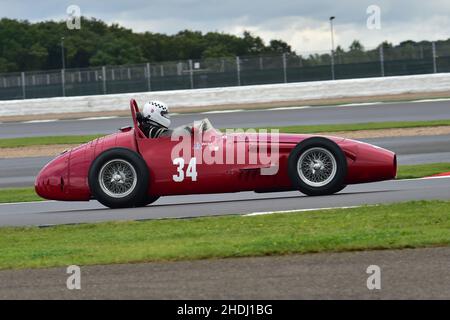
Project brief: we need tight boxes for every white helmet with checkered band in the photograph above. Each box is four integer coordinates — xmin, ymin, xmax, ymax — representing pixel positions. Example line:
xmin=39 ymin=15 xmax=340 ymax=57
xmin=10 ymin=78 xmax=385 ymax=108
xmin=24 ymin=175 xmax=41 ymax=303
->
xmin=142 ymin=101 xmax=171 ymax=128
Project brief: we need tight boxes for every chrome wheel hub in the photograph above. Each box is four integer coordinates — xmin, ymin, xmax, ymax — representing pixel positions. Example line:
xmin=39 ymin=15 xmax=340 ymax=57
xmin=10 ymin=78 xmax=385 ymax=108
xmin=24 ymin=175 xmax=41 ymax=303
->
xmin=112 ymin=173 xmax=123 ymax=183
xmin=297 ymin=147 xmax=337 ymax=187
xmin=99 ymin=159 xmax=137 ymax=198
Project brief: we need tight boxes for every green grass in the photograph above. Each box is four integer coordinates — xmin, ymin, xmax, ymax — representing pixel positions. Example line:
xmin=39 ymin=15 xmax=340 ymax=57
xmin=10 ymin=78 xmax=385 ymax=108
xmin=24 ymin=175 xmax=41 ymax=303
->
xmin=254 ymin=119 xmax=450 ymax=134
xmin=396 ymin=162 xmax=450 ymax=179
xmin=1 ymin=162 xmax=449 ymax=205
xmin=0 ymin=200 xmax=449 ymax=270
xmin=0 ymin=187 xmax=41 ymax=203
xmin=2 ymin=119 xmax=450 ymax=148
xmin=0 ymin=134 xmax=102 ymax=148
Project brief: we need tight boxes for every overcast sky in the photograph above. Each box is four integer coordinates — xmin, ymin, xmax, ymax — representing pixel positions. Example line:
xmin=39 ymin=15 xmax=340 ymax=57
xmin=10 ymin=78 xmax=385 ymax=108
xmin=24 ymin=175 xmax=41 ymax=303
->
xmin=1 ymin=0 xmax=450 ymax=53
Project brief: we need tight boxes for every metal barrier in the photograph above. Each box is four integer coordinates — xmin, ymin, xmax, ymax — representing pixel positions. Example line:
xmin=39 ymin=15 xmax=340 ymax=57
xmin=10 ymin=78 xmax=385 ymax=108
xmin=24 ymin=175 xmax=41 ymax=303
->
xmin=0 ymin=42 xmax=449 ymax=101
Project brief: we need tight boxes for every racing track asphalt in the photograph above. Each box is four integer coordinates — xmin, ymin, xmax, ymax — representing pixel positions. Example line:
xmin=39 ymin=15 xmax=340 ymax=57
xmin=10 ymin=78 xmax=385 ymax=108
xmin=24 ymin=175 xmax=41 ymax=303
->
xmin=1 ymin=99 xmax=450 ymax=138
xmin=1 ymin=100 xmax=450 ymax=300
xmin=1 ymin=247 xmax=449 ymax=299
xmin=1 ymin=134 xmax=449 ymax=188
xmin=0 ymin=177 xmax=449 ymax=227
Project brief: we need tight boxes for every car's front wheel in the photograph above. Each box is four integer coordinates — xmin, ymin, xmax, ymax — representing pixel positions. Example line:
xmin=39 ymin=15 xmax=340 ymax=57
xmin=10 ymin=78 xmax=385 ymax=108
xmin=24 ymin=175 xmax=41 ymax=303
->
xmin=89 ymin=148 xmax=149 ymax=208
xmin=288 ymin=137 xmax=347 ymax=196
xmin=135 ymin=196 xmax=160 ymax=207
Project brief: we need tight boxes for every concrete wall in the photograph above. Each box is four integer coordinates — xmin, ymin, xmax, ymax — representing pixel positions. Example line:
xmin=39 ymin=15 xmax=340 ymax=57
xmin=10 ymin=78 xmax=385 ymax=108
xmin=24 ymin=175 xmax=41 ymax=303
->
xmin=1 ymin=73 xmax=450 ymax=117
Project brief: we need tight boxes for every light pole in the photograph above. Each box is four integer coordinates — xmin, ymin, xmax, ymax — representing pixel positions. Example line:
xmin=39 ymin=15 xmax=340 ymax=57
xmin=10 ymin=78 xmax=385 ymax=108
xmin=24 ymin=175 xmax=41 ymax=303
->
xmin=61 ymin=37 xmax=66 ymax=96
xmin=61 ymin=37 xmax=66 ymax=70
xmin=329 ymin=16 xmax=335 ymax=80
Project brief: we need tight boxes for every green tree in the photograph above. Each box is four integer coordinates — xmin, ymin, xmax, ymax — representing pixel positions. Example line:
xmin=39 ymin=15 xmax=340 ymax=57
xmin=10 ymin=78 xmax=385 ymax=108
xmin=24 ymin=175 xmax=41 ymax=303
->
xmin=349 ymin=40 xmax=364 ymax=52
xmin=267 ymin=39 xmax=292 ymax=54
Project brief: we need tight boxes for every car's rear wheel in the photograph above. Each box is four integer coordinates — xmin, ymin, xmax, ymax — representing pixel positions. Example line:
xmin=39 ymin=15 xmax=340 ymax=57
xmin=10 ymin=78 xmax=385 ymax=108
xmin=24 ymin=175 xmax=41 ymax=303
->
xmin=89 ymin=148 xmax=149 ymax=208
xmin=288 ymin=137 xmax=347 ymax=196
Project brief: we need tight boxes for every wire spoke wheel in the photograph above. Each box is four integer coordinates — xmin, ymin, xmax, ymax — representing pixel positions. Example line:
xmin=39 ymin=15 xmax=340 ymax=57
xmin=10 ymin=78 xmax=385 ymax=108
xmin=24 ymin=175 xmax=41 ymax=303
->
xmin=98 ymin=159 xmax=137 ymax=198
xmin=297 ymin=147 xmax=337 ymax=187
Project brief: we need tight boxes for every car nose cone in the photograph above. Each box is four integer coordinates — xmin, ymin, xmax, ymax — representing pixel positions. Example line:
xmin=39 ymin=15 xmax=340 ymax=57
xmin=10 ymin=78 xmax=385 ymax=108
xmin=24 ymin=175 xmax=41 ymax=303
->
xmin=35 ymin=152 xmax=70 ymax=200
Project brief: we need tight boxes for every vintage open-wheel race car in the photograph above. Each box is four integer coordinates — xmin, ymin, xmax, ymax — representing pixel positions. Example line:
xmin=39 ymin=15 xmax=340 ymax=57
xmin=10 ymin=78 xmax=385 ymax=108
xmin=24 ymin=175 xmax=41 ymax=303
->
xmin=35 ymin=99 xmax=397 ymax=208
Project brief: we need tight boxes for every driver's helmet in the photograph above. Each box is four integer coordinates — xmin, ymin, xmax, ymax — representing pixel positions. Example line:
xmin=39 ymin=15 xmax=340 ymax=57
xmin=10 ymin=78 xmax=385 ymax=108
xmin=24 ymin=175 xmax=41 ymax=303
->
xmin=142 ymin=101 xmax=171 ymax=128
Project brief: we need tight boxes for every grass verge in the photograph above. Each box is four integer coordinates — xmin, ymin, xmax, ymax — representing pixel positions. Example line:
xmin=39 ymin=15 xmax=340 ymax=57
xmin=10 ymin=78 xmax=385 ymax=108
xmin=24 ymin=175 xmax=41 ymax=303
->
xmin=397 ymin=162 xmax=450 ymax=179
xmin=0 ymin=163 xmax=449 ymax=204
xmin=256 ymin=119 xmax=450 ymax=134
xmin=0 ymin=187 xmax=41 ymax=203
xmin=0 ymin=135 xmax=102 ymax=148
xmin=2 ymin=119 xmax=450 ymax=148
xmin=0 ymin=200 xmax=449 ymax=270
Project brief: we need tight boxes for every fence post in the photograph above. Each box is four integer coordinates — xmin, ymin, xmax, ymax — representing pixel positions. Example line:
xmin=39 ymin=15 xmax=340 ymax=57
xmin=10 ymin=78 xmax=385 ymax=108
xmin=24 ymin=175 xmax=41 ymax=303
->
xmin=21 ymin=72 xmax=26 ymax=99
xmin=189 ymin=59 xmax=194 ymax=89
xmin=236 ymin=56 xmax=241 ymax=86
xmin=102 ymin=66 xmax=107 ymax=94
xmin=330 ymin=50 xmax=335 ymax=80
xmin=282 ymin=53 xmax=287 ymax=83
xmin=379 ymin=46 xmax=385 ymax=77
xmin=61 ymin=69 xmax=66 ymax=97
xmin=146 ymin=63 xmax=152 ymax=91
xmin=432 ymin=42 xmax=437 ymax=73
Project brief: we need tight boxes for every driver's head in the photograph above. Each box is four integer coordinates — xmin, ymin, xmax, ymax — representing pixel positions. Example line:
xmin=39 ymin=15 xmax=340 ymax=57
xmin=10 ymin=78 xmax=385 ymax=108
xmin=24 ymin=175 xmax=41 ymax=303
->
xmin=142 ymin=101 xmax=171 ymax=128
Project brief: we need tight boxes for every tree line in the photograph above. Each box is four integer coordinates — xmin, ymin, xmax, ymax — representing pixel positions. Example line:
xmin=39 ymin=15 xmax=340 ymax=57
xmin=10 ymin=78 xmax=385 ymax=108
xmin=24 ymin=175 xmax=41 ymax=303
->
xmin=0 ymin=17 xmax=292 ymax=72
xmin=0 ymin=17 xmax=448 ymax=73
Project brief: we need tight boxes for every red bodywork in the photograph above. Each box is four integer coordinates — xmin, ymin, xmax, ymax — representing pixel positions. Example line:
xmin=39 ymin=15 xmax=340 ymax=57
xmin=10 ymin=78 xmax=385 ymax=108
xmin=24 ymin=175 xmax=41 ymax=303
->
xmin=35 ymin=99 xmax=397 ymax=201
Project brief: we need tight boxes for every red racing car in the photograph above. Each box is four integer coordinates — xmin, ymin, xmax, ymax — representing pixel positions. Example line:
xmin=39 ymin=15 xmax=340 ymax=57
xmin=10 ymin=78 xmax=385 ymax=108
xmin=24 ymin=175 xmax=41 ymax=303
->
xmin=35 ymin=99 xmax=397 ymax=208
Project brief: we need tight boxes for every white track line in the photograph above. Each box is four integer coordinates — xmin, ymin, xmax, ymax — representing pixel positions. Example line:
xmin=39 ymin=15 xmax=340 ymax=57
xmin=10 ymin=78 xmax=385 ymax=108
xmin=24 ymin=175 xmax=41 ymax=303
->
xmin=338 ymin=102 xmax=383 ymax=107
xmin=202 ymin=109 xmax=245 ymax=114
xmin=243 ymin=205 xmax=368 ymax=217
xmin=78 ymin=116 xmax=119 ymax=121
xmin=266 ymin=106 xmax=311 ymax=111
xmin=23 ymin=119 xmax=58 ymax=123
xmin=419 ymin=175 xmax=450 ymax=180
xmin=0 ymin=200 xmax=56 ymax=206
xmin=411 ymin=98 xmax=450 ymax=103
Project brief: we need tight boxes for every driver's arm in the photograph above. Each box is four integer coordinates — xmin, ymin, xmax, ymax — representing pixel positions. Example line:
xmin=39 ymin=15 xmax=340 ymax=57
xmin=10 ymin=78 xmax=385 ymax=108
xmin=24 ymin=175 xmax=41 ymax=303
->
xmin=149 ymin=127 xmax=172 ymax=138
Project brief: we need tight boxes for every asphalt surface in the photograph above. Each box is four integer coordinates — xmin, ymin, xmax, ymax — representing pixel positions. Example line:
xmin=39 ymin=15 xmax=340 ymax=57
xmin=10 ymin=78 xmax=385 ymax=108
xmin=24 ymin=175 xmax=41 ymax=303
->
xmin=1 ymin=134 xmax=449 ymax=188
xmin=1 ymin=247 xmax=449 ymax=299
xmin=0 ymin=156 xmax=52 ymax=188
xmin=1 ymin=99 xmax=450 ymax=138
xmin=0 ymin=100 xmax=449 ymax=299
xmin=1 ymin=100 xmax=449 ymax=188
xmin=0 ymin=177 xmax=449 ymax=227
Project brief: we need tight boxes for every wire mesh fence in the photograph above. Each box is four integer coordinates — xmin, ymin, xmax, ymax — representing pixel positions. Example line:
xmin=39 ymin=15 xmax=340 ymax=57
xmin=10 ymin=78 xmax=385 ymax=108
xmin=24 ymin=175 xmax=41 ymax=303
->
xmin=0 ymin=42 xmax=449 ymax=101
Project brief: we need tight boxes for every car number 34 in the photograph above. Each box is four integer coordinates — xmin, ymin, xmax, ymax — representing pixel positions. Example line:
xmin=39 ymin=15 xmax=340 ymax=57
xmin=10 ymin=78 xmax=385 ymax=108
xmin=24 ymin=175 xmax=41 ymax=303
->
xmin=172 ymin=157 xmax=198 ymax=182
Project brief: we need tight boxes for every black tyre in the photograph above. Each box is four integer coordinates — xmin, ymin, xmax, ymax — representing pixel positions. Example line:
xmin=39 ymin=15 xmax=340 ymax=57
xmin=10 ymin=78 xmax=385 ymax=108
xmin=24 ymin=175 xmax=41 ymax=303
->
xmin=135 ymin=196 xmax=160 ymax=207
xmin=334 ymin=184 xmax=347 ymax=194
xmin=88 ymin=148 xmax=149 ymax=208
xmin=288 ymin=137 xmax=347 ymax=196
